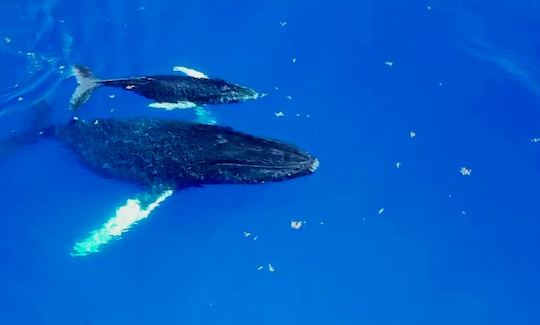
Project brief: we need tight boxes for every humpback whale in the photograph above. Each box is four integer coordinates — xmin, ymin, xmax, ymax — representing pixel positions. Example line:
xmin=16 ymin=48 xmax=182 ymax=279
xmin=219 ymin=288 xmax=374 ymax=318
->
xmin=70 ymin=65 xmax=261 ymax=111
xmin=1 ymin=98 xmax=317 ymax=255
xmin=44 ymin=118 xmax=318 ymax=189
xmin=39 ymin=118 xmax=318 ymax=256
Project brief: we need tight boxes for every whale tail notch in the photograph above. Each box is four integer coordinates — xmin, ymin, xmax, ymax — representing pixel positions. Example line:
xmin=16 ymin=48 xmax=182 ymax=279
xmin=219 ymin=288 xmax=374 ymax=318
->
xmin=70 ymin=65 xmax=103 ymax=110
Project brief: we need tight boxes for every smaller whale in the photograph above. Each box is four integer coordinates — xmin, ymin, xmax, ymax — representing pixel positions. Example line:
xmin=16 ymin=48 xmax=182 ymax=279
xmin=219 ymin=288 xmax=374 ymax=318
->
xmin=70 ymin=65 xmax=261 ymax=111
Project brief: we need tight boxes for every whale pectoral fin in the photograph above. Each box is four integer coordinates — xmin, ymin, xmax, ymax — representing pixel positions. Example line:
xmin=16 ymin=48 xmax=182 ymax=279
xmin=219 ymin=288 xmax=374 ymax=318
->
xmin=71 ymin=189 xmax=174 ymax=257
xmin=172 ymin=66 xmax=209 ymax=79
xmin=148 ymin=101 xmax=197 ymax=110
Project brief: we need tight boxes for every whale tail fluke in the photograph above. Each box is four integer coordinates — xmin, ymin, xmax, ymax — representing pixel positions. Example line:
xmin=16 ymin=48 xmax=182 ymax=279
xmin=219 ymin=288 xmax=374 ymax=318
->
xmin=0 ymin=100 xmax=53 ymax=159
xmin=70 ymin=65 xmax=103 ymax=110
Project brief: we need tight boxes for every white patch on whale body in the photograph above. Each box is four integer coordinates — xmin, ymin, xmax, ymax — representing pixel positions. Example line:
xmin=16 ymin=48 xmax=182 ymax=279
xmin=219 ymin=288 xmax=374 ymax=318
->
xmin=71 ymin=190 xmax=173 ymax=257
xmin=149 ymin=101 xmax=198 ymax=110
xmin=173 ymin=66 xmax=209 ymax=79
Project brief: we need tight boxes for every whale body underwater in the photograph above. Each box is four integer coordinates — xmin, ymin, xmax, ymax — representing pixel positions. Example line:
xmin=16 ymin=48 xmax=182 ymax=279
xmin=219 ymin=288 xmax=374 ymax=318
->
xmin=70 ymin=65 xmax=261 ymax=111
xmin=42 ymin=118 xmax=318 ymax=191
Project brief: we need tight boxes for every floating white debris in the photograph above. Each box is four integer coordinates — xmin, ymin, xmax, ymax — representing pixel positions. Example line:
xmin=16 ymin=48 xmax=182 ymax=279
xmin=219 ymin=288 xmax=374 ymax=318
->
xmin=410 ymin=131 xmax=416 ymax=138
xmin=4 ymin=36 xmax=11 ymax=43
xmin=17 ymin=97 xmax=24 ymax=102
xmin=243 ymin=231 xmax=252 ymax=238
xmin=306 ymin=114 xmax=311 ymax=118
xmin=137 ymin=6 xmax=146 ymax=10
xmin=427 ymin=5 xmax=432 ymax=10
xmin=531 ymin=138 xmax=540 ymax=143
xmin=290 ymin=220 xmax=304 ymax=230
xmin=173 ymin=66 xmax=209 ymax=79
xmin=320 ymin=221 xmax=324 ymax=225
xmin=395 ymin=162 xmax=402 ymax=168
xmin=94 ymin=120 xmax=99 ymax=125
xmin=257 ymin=265 xmax=264 ymax=271
xmin=285 ymin=95 xmax=292 ymax=100
xmin=268 ymin=264 xmax=276 ymax=272
xmin=274 ymin=86 xmax=279 ymax=90
xmin=292 ymin=58 xmax=297 ymax=63
xmin=253 ymin=235 xmax=259 ymax=241
xmin=126 ymin=85 xmax=135 ymax=89
xmin=109 ymin=94 xmax=116 ymax=99
xmin=459 ymin=167 xmax=472 ymax=176
xmin=73 ymin=116 xmax=79 ymax=121
xmin=461 ymin=210 xmax=467 ymax=215
xmin=110 ymin=108 xmax=116 ymax=112
xmin=296 ymin=113 xmax=301 ymax=117
xmin=437 ymin=82 xmax=443 ymax=86
xmin=274 ymin=111 xmax=285 ymax=117
xmin=378 ymin=208 xmax=385 ymax=215
xmin=362 ymin=217 xmax=367 ymax=221
xmin=39 ymin=131 xmax=44 ymax=135
xmin=384 ymin=61 xmax=394 ymax=67
xmin=279 ymin=21 xmax=288 ymax=27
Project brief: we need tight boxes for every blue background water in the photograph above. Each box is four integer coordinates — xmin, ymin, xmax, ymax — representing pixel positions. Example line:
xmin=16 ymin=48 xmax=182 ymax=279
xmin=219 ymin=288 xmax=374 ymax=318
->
xmin=1 ymin=0 xmax=540 ymax=324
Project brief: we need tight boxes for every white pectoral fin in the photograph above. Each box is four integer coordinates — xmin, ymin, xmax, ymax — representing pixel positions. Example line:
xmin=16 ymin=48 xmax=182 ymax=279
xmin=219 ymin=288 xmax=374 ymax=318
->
xmin=172 ymin=66 xmax=209 ymax=79
xmin=71 ymin=189 xmax=174 ymax=257
xmin=149 ymin=101 xmax=198 ymax=110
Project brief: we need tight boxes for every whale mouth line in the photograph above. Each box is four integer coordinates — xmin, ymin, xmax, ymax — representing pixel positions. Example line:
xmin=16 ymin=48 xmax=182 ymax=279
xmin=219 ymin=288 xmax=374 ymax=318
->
xmin=210 ymin=161 xmax=313 ymax=170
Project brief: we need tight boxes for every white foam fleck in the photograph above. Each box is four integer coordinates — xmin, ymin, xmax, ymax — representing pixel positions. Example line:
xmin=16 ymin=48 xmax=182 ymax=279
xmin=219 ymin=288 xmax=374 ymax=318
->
xmin=378 ymin=208 xmax=385 ymax=215
xmin=285 ymin=95 xmax=293 ymax=100
xmin=257 ymin=265 xmax=264 ymax=271
xmin=291 ymin=220 xmax=304 ymax=230
xmin=395 ymin=162 xmax=402 ymax=168
xmin=460 ymin=167 xmax=472 ymax=176
xmin=275 ymin=111 xmax=285 ymax=117
xmin=531 ymin=137 xmax=540 ymax=143
xmin=292 ymin=58 xmax=297 ymax=63
xmin=384 ymin=61 xmax=394 ymax=67
xmin=4 ymin=36 xmax=11 ymax=43
xmin=410 ymin=131 xmax=416 ymax=138
xmin=279 ymin=21 xmax=288 ymax=27
xmin=268 ymin=264 xmax=276 ymax=272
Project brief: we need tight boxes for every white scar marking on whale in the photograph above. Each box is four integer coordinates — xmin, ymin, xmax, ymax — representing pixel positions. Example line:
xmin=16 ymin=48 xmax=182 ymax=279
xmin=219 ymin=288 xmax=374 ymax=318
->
xmin=148 ymin=101 xmax=198 ymax=110
xmin=71 ymin=190 xmax=173 ymax=256
xmin=173 ymin=66 xmax=209 ymax=79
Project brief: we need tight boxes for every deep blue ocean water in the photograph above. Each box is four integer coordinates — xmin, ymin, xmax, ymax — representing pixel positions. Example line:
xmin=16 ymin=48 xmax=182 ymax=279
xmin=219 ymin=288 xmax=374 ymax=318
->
xmin=1 ymin=0 xmax=540 ymax=324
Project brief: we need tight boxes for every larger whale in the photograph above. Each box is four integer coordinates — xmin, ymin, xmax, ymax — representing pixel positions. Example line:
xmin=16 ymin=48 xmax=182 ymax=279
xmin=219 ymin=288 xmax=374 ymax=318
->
xmin=70 ymin=65 xmax=261 ymax=111
xmin=27 ymin=117 xmax=317 ymax=255
xmin=43 ymin=117 xmax=318 ymax=189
